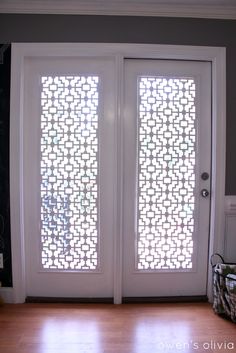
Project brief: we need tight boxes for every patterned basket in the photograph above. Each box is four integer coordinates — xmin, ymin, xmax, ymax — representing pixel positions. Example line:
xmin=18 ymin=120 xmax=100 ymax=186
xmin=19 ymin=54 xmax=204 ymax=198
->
xmin=211 ymin=254 xmax=236 ymax=323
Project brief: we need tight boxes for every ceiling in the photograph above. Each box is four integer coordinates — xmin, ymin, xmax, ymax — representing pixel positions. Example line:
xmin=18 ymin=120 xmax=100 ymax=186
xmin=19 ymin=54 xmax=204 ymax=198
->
xmin=0 ymin=0 xmax=236 ymax=19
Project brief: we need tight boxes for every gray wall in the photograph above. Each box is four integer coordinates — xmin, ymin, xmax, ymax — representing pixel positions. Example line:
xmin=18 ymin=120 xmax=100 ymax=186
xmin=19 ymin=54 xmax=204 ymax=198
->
xmin=1 ymin=14 xmax=236 ymax=194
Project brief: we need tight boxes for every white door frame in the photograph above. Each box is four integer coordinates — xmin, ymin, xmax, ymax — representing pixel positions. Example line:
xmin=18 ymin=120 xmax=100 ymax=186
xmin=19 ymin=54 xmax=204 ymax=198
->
xmin=10 ymin=43 xmax=226 ymax=304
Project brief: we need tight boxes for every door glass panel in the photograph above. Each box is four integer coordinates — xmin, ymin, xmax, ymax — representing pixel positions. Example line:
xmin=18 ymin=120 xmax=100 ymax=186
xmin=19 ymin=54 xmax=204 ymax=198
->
xmin=137 ymin=76 xmax=196 ymax=270
xmin=40 ymin=76 xmax=99 ymax=270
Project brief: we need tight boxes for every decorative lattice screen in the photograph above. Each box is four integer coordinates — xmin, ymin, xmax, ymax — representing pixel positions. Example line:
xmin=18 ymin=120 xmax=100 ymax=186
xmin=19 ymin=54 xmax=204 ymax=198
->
xmin=137 ymin=77 xmax=196 ymax=270
xmin=40 ymin=76 xmax=99 ymax=270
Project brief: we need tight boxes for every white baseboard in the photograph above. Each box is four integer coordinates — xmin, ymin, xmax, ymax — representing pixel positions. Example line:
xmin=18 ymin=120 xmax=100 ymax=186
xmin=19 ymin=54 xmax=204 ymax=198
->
xmin=0 ymin=287 xmax=14 ymax=303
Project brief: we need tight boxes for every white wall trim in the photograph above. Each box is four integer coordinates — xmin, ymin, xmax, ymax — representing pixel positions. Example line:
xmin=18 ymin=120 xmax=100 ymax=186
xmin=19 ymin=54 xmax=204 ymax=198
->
xmin=223 ymin=196 xmax=236 ymax=263
xmin=207 ymin=46 xmax=226 ymax=302
xmin=10 ymin=47 xmax=26 ymax=303
xmin=10 ymin=43 xmax=226 ymax=303
xmin=225 ymin=195 xmax=236 ymax=214
xmin=1 ymin=0 xmax=236 ymax=19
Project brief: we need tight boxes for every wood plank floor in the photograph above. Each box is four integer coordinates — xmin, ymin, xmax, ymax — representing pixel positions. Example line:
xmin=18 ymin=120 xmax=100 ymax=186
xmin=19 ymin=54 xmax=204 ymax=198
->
xmin=0 ymin=303 xmax=235 ymax=353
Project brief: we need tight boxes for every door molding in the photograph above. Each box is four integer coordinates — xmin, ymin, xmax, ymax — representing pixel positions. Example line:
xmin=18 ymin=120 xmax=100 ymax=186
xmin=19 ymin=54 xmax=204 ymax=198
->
xmin=1 ymin=1 xmax=236 ymax=20
xmin=10 ymin=43 xmax=226 ymax=303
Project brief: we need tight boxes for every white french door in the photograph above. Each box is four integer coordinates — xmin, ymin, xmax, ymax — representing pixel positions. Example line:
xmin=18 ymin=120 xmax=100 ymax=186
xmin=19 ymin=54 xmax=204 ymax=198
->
xmin=21 ymin=52 xmax=211 ymax=300
xmin=23 ymin=57 xmax=116 ymax=298
xmin=122 ymin=60 xmax=211 ymax=297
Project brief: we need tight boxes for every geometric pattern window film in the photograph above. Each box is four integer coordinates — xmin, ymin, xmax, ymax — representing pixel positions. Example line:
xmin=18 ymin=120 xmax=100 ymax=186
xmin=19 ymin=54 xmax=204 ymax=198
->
xmin=40 ymin=76 xmax=99 ymax=270
xmin=137 ymin=77 xmax=196 ymax=270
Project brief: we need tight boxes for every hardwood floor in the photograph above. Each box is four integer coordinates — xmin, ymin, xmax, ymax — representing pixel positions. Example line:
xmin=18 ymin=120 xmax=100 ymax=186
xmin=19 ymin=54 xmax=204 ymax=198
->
xmin=0 ymin=303 xmax=235 ymax=353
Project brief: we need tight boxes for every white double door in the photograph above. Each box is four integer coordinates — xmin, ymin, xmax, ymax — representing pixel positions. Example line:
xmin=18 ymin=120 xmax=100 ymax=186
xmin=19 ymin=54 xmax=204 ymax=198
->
xmin=23 ymin=55 xmax=211 ymax=300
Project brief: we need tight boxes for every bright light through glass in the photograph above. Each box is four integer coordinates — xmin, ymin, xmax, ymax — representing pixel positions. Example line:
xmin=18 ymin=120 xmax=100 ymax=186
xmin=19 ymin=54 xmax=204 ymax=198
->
xmin=137 ymin=77 xmax=196 ymax=270
xmin=40 ymin=76 xmax=99 ymax=270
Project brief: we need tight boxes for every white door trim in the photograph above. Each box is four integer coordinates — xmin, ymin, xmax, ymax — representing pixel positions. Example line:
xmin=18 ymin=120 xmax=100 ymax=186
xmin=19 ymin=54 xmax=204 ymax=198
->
xmin=10 ymin=43 xmax=226 ymax=303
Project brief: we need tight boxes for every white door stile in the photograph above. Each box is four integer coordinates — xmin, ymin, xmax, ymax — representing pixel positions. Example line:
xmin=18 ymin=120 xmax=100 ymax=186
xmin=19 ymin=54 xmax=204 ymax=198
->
xmin=113 ymin=54 xmax=125 ymax=305
xmin=9 ymin=43 xmax=226 ymax=303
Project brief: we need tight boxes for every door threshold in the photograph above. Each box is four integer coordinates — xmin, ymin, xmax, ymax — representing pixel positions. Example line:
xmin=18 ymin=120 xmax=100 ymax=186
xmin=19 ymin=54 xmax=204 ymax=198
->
xmin=122 ymin=296 xmax=208 ymax=303
xmin=25 ymin=297 xmax=113 ymax=304
xmin=26 ymin=296 xmax=208 ymax=304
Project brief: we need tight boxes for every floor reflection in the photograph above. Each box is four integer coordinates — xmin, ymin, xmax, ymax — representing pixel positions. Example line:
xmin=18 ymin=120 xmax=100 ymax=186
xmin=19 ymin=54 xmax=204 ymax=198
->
xmin=39 ymin=319 xmax=101 ymax=353
xmin=133 ymin=319 xmax=192 ymax=353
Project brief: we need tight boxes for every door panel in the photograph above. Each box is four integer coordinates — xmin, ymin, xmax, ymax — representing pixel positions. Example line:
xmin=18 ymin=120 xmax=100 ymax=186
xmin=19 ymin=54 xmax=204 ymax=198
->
xmin=23 ymin=56 xmax=211 ymax=300
xmin=122 ymin=60 xmax=211 ymax=297
xmin=24 ymin=57 xmax=116 ymax=298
